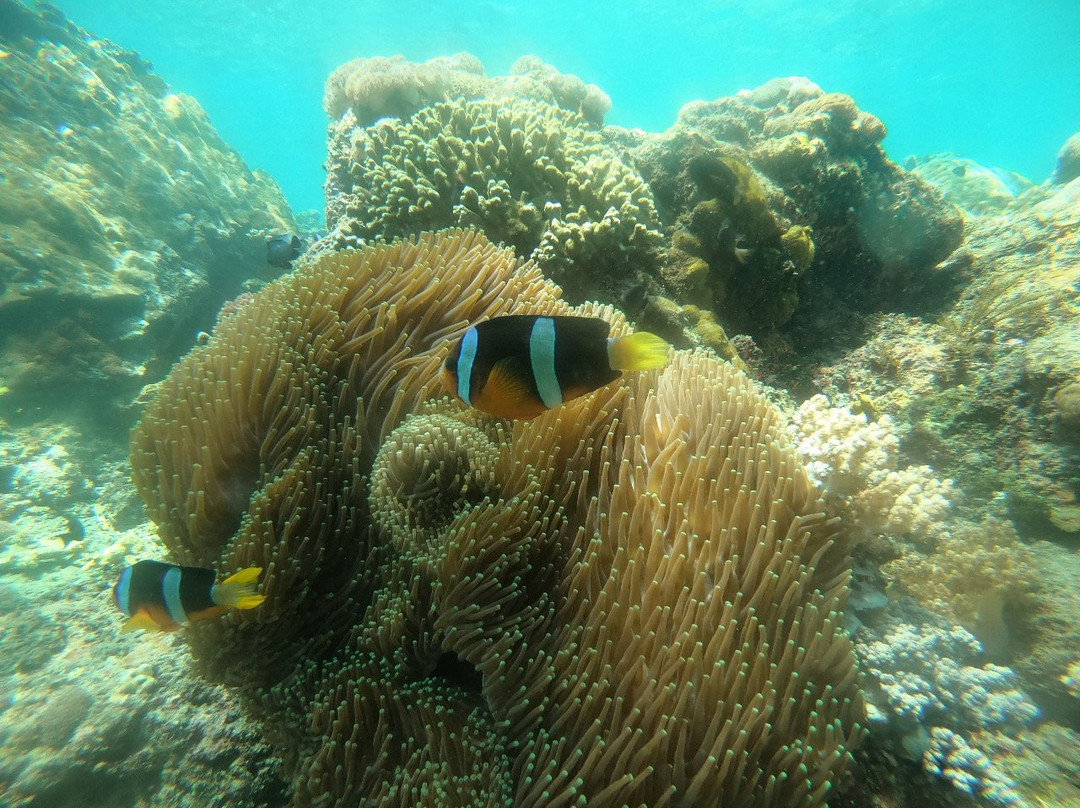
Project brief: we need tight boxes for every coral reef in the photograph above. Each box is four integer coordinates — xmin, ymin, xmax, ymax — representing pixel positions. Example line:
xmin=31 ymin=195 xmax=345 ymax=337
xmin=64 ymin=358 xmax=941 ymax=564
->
xmin=1011 ymin=542 xmax=1080 ymax=728
xmin=0 ymin=581 xmax=66 ymax=676
xmin=786 ymin=391 xmax=1080 ymax=804
xmin=130 ymin=228 xmax=863 ymax=806
xmin=881 ymin=517 xmax=1034 ymax=653
xmin=789 ymin=395 xmax=1040 ymax=658
xmin=0 ymin=629 xmax=286 ymax=808
xmin=923 ymin=728 xmax=1023 ymax=806
xmin=322 ymin=67 xmax=968 ymax=368
xmin=978 ymin=722 xmax=1080 ymax=808
xmin=805 ymin=167 xmax=1080 ymax=542
xmin=907 ymin=188 xmax=1080 ymax=537
xmin=791 ymin=394 xmax=954 ymax=542
xmin=0 ymin=14 xmax=1073 ymax=802
xmin=504 ymin=55 xmax=613 ymax=126
xmin=323 ymin=95 xmax=661 ymax=304
xmin=626 ymin=77 xmax=964 ymax=348
xmin=0 ymin=0 xmax=295 ymax=425
xmin=855 ymin=602 xmax=1040 ymax=807
xmin=811 ymin=312 xmax=958 ymax=420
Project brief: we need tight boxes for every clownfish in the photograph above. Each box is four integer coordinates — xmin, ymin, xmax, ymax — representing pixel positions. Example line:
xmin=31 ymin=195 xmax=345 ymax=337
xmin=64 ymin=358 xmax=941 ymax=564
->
xmin=443 ymin=314 xmax=670 ymax=419
xmin=113 ymin=560 xmax=266 ymax=633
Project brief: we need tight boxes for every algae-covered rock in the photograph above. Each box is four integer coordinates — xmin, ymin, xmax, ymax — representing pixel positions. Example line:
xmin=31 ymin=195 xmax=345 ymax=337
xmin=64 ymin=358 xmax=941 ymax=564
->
xmin=628 ymin=77 xmax=964 ymax=346
xmin=1051 ymin=131 xmax=1080 ymax=185
xmin=0 ymin=582 xmax=66 ymax=676
xmin=908 ymin=154 xmax=1037 ymax=215
xmin=0 ymin=0 xmax=295 ymax=424
xmin=813 ymin=172 xmax=1080 ymax=540
xmin=1010 ymin=543 xmax=1080 ymax=727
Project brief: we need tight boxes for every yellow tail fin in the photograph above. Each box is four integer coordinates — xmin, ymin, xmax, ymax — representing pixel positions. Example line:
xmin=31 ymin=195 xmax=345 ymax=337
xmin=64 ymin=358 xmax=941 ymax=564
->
xmin=213 ymin=567 xmax=267 ymax=611
xmin=608 ymin=331 xmax=670 ymax=371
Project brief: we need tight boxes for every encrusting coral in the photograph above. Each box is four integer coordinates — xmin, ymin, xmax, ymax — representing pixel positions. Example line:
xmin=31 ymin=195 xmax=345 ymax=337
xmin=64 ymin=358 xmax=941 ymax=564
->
xmin=131 ymin=228 xmax=863 ymax=806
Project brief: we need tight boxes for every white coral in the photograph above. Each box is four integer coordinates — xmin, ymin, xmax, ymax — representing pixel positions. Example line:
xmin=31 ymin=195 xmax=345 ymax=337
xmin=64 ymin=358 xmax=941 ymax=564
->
xmin=791 ymin=394 xmax=954 ymax=540
xmin=855 ymin=465 xmax=955 ymax=542
xmin=857 ymin=611 xmax=1039 ymax=806
xmin=924 ymin=728 xmax=1024 ymax=807
xmin=791 ymin=394 xmax=898 ymax=495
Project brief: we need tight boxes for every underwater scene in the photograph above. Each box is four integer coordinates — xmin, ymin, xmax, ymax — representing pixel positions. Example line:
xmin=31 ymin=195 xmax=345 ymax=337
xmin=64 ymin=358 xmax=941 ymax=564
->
xmin=1 ymin=0 xmax=1079 ymax=806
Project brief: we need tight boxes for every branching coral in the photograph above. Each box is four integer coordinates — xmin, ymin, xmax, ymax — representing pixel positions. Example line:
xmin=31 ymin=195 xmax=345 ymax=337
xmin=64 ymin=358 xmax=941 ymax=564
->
xmin=791 ymin=393 xmax=900 ymax=497
xmin=791 ymin=395 xmax=955 ymax=542
xmin=323 ymin=96 xmax=662 ymax=303
xmin=855 ymin=605 xmax=1039 ymax=807
xmin=131 ymin=229 xmax=863 ymax=806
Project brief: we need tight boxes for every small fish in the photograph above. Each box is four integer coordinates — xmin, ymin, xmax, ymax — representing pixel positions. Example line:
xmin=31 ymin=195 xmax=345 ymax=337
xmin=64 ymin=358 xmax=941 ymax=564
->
xmin=266 ymin=233 xmax=302 ymax=268
xmin=113 ymin=560 xmax=266 ymax=633
xmin=443 ymin=314 xmax=670 ymax=419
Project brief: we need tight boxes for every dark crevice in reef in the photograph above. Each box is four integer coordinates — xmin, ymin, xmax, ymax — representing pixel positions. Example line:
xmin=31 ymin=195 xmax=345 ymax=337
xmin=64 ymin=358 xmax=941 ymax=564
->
xmin=428 ymin=651 xmax=485 ymax=697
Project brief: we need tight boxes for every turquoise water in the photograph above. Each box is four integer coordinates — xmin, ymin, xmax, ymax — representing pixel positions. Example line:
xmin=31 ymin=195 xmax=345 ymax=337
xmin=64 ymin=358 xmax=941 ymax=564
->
xmin=52 ymin=0 xmax=1080 ymax=211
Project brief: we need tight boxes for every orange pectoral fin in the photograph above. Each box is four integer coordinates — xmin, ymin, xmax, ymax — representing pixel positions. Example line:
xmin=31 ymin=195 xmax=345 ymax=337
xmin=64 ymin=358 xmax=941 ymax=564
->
xmin=472 ymin=358 xmax=546 ymax=419
xmin=441 ymin=366 xmax=457 ymax=396
xmin=121 ymin=610 xmax=164 ymax=633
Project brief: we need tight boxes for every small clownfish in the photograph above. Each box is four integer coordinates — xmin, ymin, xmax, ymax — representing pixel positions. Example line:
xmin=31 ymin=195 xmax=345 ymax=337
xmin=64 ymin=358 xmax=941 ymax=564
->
xmin=443 ymin=314 xmax=670 ymax=420
xmin=113 ymin=559 xmax=266 ymax=633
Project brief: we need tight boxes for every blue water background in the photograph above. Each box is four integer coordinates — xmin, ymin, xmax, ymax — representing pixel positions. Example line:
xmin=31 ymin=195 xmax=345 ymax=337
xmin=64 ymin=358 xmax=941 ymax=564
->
xmin=52 ymin=0 xmax=1080 ymax=213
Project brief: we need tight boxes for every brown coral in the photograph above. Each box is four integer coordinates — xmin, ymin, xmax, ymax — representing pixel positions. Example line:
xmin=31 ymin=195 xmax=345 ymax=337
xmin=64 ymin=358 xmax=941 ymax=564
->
xmin=131 ymin=229 xmax=863 ymax=806
xmin=322 ymin=52 xmax=612 ymax=127
xmin=630 ymin=77 xmax=963 ymax=348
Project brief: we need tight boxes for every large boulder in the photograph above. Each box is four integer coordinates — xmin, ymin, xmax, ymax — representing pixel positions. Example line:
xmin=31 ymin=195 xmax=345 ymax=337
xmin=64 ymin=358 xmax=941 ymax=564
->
xmin=0 ymin=0 xmax=295 ymax=425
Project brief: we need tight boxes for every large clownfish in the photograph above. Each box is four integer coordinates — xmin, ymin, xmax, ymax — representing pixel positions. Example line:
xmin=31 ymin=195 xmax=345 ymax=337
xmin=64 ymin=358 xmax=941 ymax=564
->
xmin=443 ymin=314 xmax=670 ymax=419
xmin=113 ymin=560 xmax=266 ymax=633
